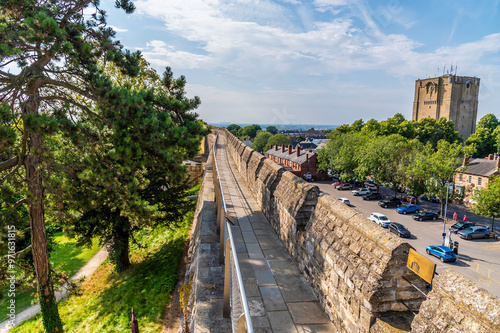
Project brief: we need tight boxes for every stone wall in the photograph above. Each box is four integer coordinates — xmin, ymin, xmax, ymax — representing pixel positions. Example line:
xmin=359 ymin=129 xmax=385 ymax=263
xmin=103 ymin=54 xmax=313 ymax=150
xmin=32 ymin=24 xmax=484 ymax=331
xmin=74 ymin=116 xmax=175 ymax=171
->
xmin=217 ymin=128 xmax=427 ymax=332
xmin=183 ymin=151 xmax=231 ymax=332
xmin=412 ymin=269 xmax=500 ymax=333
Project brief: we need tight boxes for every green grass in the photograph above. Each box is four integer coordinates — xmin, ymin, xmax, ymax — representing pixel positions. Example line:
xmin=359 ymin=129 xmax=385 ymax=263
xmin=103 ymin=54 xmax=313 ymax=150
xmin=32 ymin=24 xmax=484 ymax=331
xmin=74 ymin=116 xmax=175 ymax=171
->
xmin=11 ymin=213 xmax=193 ymax=333
xmin=0 ymin=232 xmax=101 ymax=321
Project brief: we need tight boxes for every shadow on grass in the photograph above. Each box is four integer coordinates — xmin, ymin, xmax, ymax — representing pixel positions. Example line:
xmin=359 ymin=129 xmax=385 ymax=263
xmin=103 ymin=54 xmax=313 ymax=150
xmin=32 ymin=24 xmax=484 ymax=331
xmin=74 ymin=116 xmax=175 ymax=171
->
xmin=86 ymin=236 xmax=186 ymax=329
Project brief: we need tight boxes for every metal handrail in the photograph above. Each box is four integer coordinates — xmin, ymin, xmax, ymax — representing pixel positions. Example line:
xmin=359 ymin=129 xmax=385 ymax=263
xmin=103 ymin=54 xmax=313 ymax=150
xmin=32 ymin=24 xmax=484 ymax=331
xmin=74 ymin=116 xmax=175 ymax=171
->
xmin=211 ymin=134 xmax=254 ymax=333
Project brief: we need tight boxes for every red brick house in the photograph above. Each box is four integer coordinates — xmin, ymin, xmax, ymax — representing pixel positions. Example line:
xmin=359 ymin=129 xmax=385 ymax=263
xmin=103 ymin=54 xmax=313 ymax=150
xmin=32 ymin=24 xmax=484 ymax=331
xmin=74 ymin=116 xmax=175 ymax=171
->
xmin=264 ymin=144 xmax=328 ymax=180
xmin=454 ymin=153 xmax=500 ymax=206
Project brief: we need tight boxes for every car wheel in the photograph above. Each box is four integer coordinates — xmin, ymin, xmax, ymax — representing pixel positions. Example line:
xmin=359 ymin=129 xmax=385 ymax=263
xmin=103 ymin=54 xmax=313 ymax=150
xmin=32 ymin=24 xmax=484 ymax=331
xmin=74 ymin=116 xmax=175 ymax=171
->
xmin=440 ymin=257 xmax=445 ymax=262
xmin=403 ymin=211 xmax=407 ymax=215
xmin=426 ymin=249 xmax=430 ymax=255
xmin=433 ymin=217 xmax=437 ymax=220
xmin=384 ymin=205 xmax=387 ymax=208
xmin=466 ymin=235 xmax=472 ymax=240
xmin=419 ymin=218 xmax=422 ymax=221
xmin=416 ymin=209 xmax=419 ymax=213
xmin=484 ymin=234 xmax=490 ymax=239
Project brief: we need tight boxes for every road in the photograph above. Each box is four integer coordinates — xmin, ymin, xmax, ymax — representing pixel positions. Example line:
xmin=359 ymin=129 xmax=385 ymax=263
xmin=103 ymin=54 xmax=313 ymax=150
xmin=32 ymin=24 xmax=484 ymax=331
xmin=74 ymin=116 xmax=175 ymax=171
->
xmin=313 ymin=181 xmax=500 ymax=298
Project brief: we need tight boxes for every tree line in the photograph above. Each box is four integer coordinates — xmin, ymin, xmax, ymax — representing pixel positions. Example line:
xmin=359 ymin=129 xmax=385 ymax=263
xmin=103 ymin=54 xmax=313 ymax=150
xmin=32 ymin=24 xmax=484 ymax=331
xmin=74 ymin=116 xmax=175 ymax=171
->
xmin=0 ymin=1 xmax=207 ymax=332
xmin=318 ymin=113 xmax=500 ymax=222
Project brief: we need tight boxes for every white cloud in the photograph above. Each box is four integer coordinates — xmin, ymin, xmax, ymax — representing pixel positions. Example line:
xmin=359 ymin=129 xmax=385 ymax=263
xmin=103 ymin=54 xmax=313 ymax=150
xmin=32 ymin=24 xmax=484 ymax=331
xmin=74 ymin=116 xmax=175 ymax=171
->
xmin=108 ymin=25 xmax=128 ymax=33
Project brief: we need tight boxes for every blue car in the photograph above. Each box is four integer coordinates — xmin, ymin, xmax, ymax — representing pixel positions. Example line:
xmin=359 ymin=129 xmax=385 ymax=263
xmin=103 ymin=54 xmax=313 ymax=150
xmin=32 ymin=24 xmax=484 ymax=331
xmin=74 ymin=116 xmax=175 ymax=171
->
xmin=425 ymin=246 xmax=457 ymax=262
xmin=396 ymin=204 xmax=419 ymax=215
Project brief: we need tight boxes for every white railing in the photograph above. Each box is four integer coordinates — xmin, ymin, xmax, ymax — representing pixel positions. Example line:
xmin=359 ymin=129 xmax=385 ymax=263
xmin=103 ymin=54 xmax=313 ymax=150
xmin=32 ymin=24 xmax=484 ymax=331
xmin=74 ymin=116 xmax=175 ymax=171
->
xmin=211 ymin=134 xmax=254 ymax=333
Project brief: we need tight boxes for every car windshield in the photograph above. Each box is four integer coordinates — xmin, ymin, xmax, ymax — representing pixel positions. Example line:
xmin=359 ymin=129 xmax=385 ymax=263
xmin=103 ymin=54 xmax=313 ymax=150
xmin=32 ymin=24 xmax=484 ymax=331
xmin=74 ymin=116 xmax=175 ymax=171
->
xmin=401 ymin=205 xmax=409 ymax=208
xmin=455 ymin=222 xmax=464 ymax=227
xmin=399 ymin=225 xmax=408 ymax=230
xmin=379 ymin=216 xmax=388 ymax=221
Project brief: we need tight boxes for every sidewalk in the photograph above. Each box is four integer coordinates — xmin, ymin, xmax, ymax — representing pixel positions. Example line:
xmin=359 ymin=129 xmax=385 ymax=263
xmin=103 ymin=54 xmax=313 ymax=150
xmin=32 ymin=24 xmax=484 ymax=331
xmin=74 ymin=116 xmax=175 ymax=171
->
xmin=216 ymin=136 xmax=334 ymax=332
xmin=0 ymin=247 xmax=108 ymax=332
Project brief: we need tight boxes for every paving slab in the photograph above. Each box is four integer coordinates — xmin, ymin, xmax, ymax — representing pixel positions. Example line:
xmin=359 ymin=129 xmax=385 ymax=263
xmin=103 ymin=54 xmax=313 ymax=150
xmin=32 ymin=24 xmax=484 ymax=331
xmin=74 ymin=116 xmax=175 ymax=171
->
xmin=214 ymin=135 xmax=335 ymax=332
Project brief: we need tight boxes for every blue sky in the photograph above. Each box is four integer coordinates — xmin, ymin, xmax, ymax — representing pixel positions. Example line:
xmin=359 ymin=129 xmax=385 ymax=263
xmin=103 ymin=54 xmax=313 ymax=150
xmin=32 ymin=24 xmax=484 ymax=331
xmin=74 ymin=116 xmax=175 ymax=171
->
xmin=100 ymin=0 xmax=500 ymax=126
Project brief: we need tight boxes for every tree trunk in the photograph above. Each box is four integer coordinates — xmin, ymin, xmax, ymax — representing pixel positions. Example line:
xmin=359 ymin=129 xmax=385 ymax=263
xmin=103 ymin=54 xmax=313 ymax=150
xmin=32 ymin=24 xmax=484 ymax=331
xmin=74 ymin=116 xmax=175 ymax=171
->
xmin=24 ymin=95 xmax=64 ymax=332
xmin=111 ymin=216 xmax=131 ymax=272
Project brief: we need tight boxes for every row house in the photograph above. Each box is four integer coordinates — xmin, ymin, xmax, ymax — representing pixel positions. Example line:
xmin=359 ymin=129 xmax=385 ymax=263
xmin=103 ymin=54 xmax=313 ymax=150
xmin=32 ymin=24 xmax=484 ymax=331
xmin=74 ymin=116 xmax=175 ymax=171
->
xmin=264 ymin=143 xmax=328 ymax=180
xmin=454 ymin=153 xmax=500 ymax=206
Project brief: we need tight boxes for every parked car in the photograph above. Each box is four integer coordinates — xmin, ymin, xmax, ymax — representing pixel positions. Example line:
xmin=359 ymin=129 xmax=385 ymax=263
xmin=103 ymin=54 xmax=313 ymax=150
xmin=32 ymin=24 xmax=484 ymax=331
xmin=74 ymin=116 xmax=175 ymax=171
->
xmin=389 ymin=222 xmax=411 ymax=238
xmin=378 ymin=197 xmax=402 ymax=208
xmin=412 ymin=212 xmax=439 ymax=221
xmin=338 ymin=198 xmax=351 ymax=205
xmin=396 ymin=204 xmax=420 ymax=215
xmin=421 ymin=196 xmax=440 ymax=203
xmin=402 ymin=196 xmax=416 ymax=204
xmin=337 ymin=183 xmax=353 ymax=190
xmin=449 ymin=222 xmax=476 ymax=234
xmin=366 ymin=183 xmax=377 ymax=191
xmin=362 ymin=192 xmax=383 ymax=201
xmin=352 ymin=188 xmax=370 ymax=196
xmin=457 ymin=226 xmax=490 ymax=240
xmin=331 ymin=181 xmax=344 ymax=187
xmin=426 ymin=245 xmax=457 ymax=262
xmin=368 ymin=212 xmax=391 ymax=228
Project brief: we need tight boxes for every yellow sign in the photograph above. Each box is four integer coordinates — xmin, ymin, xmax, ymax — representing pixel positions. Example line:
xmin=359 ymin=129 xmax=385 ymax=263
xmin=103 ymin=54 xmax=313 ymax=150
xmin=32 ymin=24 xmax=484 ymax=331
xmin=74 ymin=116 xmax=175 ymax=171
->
xmin=407 ymin=249 xmax=436 ymax=284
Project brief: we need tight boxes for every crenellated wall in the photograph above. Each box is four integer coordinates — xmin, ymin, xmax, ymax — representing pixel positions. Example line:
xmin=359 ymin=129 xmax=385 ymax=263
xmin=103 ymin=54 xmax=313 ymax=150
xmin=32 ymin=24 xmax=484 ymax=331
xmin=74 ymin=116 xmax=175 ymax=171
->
xmin=218 ymin=128 xmax=427 ymax=332
xmin=412 ymin=269 xmax=500 ymax=332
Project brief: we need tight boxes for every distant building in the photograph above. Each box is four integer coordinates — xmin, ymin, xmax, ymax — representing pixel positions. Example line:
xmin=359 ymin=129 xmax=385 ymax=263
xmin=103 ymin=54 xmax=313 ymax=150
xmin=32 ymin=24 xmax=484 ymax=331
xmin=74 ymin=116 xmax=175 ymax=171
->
xmin=265 ymin=144 xmax=328 ymax=180
xmin=454 ymin=153 xmax=500 ymax=206
xmin=412 ymin=74 xmax=480 ymax=141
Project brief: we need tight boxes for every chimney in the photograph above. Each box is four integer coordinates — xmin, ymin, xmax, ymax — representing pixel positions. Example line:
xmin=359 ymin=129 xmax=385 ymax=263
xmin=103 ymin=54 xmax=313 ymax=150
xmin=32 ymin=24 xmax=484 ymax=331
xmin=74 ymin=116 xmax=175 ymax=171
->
xmin=463 ymin=154 xmax=470 ymax=166
xmin=288 ymin=145 xmax=293 ymax=155
xmin=275 ymin=144 xmax=278 ymax=151
xmin=296 ymin=146 xmax=301 ymax=157
xmin=306 ymin=153 xmax=309 ymax=162
xmin=488 ymin=154 xmax=494 ymax=160
xmin=496 ymin=157 xmax=500 ymax=172
xmin=282 ymin=143 xmax=286 ymax=152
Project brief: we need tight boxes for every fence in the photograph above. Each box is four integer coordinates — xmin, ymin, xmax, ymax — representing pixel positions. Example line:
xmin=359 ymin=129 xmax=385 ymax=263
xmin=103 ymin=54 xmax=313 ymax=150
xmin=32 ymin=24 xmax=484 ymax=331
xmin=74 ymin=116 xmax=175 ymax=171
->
xmin=211 ymin=135 xmax=254 ymax=333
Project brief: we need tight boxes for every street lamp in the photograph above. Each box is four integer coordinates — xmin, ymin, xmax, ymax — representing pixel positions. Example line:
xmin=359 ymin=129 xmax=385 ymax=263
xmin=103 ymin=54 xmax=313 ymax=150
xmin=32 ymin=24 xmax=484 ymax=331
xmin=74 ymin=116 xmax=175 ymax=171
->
xmin=442 ymin=181 xmax=450 ymax=246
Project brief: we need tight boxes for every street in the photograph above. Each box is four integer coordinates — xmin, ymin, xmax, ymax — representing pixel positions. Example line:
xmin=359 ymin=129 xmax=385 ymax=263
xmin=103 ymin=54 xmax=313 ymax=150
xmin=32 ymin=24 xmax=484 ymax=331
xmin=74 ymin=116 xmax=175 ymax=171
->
xmin=313 ymin=181 xmax=500 ymax=298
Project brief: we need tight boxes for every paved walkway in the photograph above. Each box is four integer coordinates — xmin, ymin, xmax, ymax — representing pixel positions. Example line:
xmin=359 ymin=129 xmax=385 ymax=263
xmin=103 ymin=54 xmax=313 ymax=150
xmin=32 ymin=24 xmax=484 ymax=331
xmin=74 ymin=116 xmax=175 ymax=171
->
xmin=216 ymin=136 xmax=334 ymax=332
xmin=0 ymin=247 xmax=108 ymax=332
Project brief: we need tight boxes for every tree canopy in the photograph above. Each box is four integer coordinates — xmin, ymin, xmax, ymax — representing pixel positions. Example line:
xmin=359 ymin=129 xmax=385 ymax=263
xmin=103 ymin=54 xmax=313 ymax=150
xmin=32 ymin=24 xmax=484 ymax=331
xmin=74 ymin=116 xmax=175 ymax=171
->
xmin=266 ymin=125 xmax=278 ymax=135
xmin=264 ymin=134 xmax=291 ymax=152
xmin=0 ymin=1 xmax=207 ymax=331
xmin=252 ymin=131 xmax=273 ymax=152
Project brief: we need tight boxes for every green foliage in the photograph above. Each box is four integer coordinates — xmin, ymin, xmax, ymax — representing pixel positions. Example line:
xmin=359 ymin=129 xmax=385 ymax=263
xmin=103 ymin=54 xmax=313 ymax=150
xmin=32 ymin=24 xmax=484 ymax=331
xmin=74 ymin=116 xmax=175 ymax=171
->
xmin=11 ymin=214 xmax=192 ymax=333
xmin=266 ymin=125 xmax=278 ymax=135
xmin=472 ymin=175 xmax=500 ymax=221
xmin=239 ymin=124 xmax=262 ymax=139
xmin=0 ymin=233 xmax=100 ymax=321
xmin=297 ymin=134 xmax=306 ymax=142
xmin=464 ymin=114 xmax=500 ymax=157
xmin=264 ymin=134 xmax=291 ymax=152
xmin=252 ymin=131 xmax=273 ymax=152
xmin=226 ymin=124 xmax=241 ymax=135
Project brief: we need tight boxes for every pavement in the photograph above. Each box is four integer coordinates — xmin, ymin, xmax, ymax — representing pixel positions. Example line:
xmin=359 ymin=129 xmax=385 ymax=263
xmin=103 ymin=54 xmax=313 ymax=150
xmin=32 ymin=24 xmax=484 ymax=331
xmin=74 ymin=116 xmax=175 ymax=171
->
xmin=0 ymin=246 xmax=108 ymax=332
xmin=315 ymin=180 xmax=500 ymax=298
xmin=216 ymin=136 xmax=335 ymax=332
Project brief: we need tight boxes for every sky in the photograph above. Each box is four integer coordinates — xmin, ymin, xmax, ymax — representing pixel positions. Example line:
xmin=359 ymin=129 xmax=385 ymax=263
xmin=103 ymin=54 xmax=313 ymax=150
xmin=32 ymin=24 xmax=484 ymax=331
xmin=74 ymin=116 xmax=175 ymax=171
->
xmin=99 ymin=0 xmax=500 ymax=126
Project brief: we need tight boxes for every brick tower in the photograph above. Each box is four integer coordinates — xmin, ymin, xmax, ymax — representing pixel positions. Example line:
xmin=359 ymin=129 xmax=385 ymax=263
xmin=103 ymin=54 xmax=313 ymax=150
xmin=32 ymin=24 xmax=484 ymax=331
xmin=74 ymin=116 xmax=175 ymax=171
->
xmin=412 ymin=74 xmax=480 ymax=141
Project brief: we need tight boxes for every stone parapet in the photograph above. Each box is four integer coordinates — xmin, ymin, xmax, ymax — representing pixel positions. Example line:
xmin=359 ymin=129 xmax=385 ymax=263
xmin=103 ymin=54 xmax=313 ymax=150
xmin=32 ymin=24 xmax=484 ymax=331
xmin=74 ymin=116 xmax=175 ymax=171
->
xmin=412 ymin=269 xmax=500 ymax=332
xmin=217 ymin=127 xmax=426 ymax=332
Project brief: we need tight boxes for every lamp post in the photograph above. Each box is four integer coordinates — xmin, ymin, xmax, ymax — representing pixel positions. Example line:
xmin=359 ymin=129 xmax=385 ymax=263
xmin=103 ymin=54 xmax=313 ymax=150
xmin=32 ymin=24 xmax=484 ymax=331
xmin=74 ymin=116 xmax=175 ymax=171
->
xmin=442 ymin=181 xmax=450 ymax=246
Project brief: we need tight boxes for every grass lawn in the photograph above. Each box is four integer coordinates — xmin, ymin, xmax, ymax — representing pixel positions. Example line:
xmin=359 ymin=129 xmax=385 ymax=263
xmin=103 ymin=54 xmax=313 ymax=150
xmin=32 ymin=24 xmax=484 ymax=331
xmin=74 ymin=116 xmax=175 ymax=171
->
xmin=10 ymin=212 xmax=193 ymax=333
xmin=0 ymin=232 xmax=101 ymax=321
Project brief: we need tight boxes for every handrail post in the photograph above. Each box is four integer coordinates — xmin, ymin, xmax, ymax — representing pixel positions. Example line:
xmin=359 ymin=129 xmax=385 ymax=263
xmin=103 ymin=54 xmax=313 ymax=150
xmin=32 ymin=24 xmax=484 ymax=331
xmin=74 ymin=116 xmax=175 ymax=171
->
xmin=238 ymin=314 xmax=247 ymax=333
xmin=223 ymin=237 xmax=231 ymax=318
xmin=219 ymin=209 xmax=226 ymax=264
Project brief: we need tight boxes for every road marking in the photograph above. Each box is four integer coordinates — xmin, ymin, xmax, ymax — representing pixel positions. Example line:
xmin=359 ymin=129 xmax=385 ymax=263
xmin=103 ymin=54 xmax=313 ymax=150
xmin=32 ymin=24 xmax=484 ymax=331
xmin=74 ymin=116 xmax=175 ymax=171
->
xmin=479 ymin=278 xmax=492 ymax=285
xmin=481 ymin=244 xmax=500 ymax=250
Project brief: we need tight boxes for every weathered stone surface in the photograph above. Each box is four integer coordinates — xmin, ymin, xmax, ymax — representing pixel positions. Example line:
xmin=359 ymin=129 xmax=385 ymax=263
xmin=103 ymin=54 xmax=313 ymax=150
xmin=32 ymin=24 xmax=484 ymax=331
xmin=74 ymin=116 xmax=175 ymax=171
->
xmin=214 ymin=129 xmax=500 ymax=333
xmin=411 ymin=269 xmax=500 ymax=333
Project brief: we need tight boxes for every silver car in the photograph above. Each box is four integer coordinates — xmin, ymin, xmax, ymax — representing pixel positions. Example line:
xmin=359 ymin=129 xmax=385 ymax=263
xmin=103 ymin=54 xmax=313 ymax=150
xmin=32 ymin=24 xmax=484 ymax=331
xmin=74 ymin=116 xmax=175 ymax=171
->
xmin=457 ymin=226 xmax=490 ymax=240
